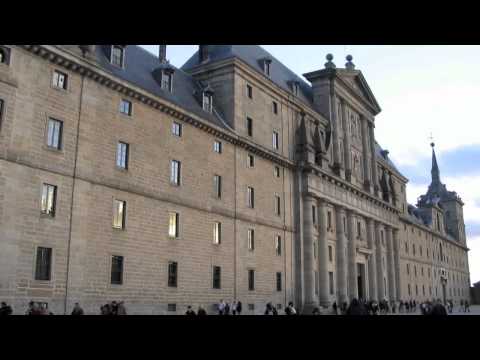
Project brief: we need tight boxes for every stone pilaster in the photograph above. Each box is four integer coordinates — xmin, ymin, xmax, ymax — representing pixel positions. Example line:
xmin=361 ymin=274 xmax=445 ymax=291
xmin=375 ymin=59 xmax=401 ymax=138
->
xmin=361 ymin=116 xmax=372 ymax=193
xmin=366 ymin=218 xmax=377 ymax=301
xmin=317 ymin=199 xmax=330 ymax=307
xmin=375 ymin=221 xmax=385 ymax=300
xmin=330 ymin=95 xmax=342 ymax=175
xmin=302 ymin=195 xmax=318 ymax=313
xmin=346 ymin=209 xmax=357 ymax=300
xmin=335 ymin=206 xmax=348 ymax=304
xmin=341 ymin=99 xmax=352 ymax=182
xmin=385 ymin=226 xmax=396 ymax=301
xmin=393 ymin=229 xmax=401 ymax=301
xmin=368 ymin=123 xmax=379 ymax=197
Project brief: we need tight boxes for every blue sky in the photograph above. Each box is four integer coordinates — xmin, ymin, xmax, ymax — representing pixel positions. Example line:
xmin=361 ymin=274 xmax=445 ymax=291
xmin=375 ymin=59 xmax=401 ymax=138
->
xmin=141 ymin=45 xmax=480 ymax=285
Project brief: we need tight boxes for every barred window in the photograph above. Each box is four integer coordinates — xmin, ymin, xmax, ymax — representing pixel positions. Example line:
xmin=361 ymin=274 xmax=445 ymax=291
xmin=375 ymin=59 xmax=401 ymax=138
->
xmin=35 ymin=247 xmax=52 ymax=281
xmin=41 ymin=183 xmax=57 ymax=217
xmin=111 ymin=255 xmax=124 ymax=285
xmin=168 ymin=261 xmax=178 ymax=287
xmin=276 ymin=272 xmax=282 ymax=292
xmin=46 ymin=118 xmax=63 ymax=150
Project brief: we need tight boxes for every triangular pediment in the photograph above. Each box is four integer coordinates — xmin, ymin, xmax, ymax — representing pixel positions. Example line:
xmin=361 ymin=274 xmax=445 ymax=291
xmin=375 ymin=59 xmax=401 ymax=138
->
xmin=336 ymin=70 xmax=381 ymax=115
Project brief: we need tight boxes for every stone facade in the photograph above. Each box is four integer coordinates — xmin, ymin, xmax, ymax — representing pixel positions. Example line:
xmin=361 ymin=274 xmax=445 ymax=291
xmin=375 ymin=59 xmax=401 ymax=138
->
xmin=0 ymin=45 xmax=471 ymax=314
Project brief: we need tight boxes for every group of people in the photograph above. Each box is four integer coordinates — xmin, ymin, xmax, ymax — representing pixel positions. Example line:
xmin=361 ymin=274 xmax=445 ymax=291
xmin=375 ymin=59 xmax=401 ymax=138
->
xmin=216 ymin=299 xmax=243 ymax=315
xmin=398 ymin=300 xmax=418 ymax=313
xmin=100 ymin=301 xmax=127 ymax=315
xmin=0 ymin=302 xmax=13 ymax=316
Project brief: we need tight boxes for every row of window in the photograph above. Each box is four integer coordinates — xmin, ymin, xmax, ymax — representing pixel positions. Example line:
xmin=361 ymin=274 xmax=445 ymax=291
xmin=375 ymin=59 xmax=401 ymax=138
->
xmin=35 ymin=247 xmax=283 ymax=291
xmin=246 ymin=84 xmax=279 ymax=115
xmin=406 ymin=283 xmax=467 ymax=298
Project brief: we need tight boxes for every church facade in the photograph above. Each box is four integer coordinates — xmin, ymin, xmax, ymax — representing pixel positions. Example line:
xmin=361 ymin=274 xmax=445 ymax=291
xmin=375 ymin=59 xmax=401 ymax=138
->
xmin=0 ymin=45 xmax=471 ymax=314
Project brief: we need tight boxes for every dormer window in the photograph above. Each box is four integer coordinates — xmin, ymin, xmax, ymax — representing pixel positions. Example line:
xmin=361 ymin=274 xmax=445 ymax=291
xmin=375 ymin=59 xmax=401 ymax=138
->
xmin=161 ymin=70 xmax=173 ymax=92
xmin=203 ymin=92 xmax=213 ymax=113
xmin=111 ymin=45 xmax=125 ymax=67
xmin=0 ymin=46 xmax=11 ymax=65
xmin=291 ymin=81 xmax=299 ymax=96
xmin=263 ymin=59 xmax=271 ymax=77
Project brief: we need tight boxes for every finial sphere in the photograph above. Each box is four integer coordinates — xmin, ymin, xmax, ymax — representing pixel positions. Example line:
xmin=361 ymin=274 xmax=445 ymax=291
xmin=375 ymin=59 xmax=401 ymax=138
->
xmin=326 ymin=53 xmax=333 ymax=61
xmin=430 ymin=142 xmax=435 ymax=148
xmin=346 ymin=54 xmax=353 ymax=62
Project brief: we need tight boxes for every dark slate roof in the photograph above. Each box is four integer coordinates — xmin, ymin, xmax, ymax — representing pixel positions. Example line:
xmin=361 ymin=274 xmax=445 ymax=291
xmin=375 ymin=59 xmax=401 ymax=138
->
xmin=374 ymin=141 xmax=405 ymax=178
xmin=181 ymin=45 xmax=314 ymax=108
xmin=93 ymin=45 xmax=228 ymax=130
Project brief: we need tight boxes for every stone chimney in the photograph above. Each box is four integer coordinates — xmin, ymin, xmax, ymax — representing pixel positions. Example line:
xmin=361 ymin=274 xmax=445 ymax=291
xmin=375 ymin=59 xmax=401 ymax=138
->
xmin=159 ymin=45 xmax=167 ymax=63
xmin=199 ymin=45 xmax=209 ymax=63
xmin=78 ymin=45 xmax=96 ymax=59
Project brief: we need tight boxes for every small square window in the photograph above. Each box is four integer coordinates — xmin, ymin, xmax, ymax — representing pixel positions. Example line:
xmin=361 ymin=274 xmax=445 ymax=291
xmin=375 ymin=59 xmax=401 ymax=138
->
xmin=172 ymin=122 xmax=182 ymax=137
xmin=247 ymin=84 xmax=253 ymax=99
xmin=167 ymin=304 xmax=177 ymax=312
xmin=41 ymin=183 xmax=57 ymax=217
xmin=35 ymin=247 xmax=52 ymax=281
xmin=52 ymin=70 xmax=68 ymax=90
xmin=214 ymin=140 xmax=222 ymax=153
xmin=119 ymin=99 xmax=132 ymax=116
xmin=272 ymin=101 xmax=278 ymax=114
xmin=46 ymin=118 xmax=63 ymax=150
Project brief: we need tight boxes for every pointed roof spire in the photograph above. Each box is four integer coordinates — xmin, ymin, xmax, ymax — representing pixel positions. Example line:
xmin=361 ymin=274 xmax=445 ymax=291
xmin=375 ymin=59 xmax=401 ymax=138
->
xmin=431 ymin=142 xmax=441 ymax=185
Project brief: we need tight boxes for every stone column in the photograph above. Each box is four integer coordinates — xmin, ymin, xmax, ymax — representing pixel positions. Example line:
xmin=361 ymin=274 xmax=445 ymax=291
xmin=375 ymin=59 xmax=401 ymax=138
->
xmin=361 ymin=116 xmax=372 ymax=192
xmin=341 ymin=99 xmax=352 ymax=182
xmin=346 ymin=209 xmax=358 ymax=300
xmin=366 ymin=218 xmax=378 ymax=301
xmin=302 ymin=195 xmax=318 ymax=312
xmin=317 ymin=199 xmax=330 ymax=307
xmin=375 ymin=221 xmax=385 ymax=300
xmin=335 ymin=206 xmax=348 ymax=304
xmin=393 ymin=228 xmax=401 ymax=301
xmin=368 ymin=123 xmax=379 ymax=197
xmin=385 ymin=226 xmax=396 ymax=301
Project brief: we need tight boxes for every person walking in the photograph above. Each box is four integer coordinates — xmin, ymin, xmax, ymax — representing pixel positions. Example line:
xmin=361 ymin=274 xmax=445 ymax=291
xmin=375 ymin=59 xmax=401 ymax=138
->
xmin=284 ymin=302 xmax=297 ymax=315
xmin=232 ymin=300 xmax=237 ymax=315
xmin=71 ymin=303 xmax=84 ymax=315
xmin=460 ymin=299 xmax=464 ymax=313
xmin=224 ymin=302 xmax=231 ymax=315
xmin=465 ymin=300 xmax=470 ymax=313
xmin=117 ymin=301 xmax=127 ymax=315
xmin=429 ymin=300 xmax=447 ymax=316
xmin=264 ymin=302 xmax=274 ymax=315
xmin=197 ymin=306 xmax=207 ymax=316
xmin=332 ymin=301 xmax=338 ymax=315
xmin=185 ymin=306 xmax=196 ymax=316
xmin=218 ymin=299 xmax=225 ymax=315
xmin=236 ymin=301 xmax=242 ymax=315
xmin=0 ymin=302 xmax=13 ymax=316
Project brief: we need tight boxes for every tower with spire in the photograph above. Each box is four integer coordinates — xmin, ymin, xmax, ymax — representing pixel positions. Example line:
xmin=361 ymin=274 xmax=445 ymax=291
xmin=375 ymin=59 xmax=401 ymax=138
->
xmin=416 ymin=142 xmax=466 ymax=245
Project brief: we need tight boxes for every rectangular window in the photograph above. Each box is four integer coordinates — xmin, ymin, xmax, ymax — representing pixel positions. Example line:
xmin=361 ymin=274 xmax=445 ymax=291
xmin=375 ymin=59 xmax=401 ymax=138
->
xmin=113 ymin=200 xmax=126 ymax=229
xmin=274 ymin=166 xmax=280 ymax=178
xmin=111 ymin=255 xmax=124 ymax=285
xmin=119 ymin=99 xmax=132 ymax=116
xmin=248 ymin=304 xmax=254 ymax=311
xmin=248 ymin=269 xmax=255 ymax=291
xmin=168 ymin=261 xmax=178 ymax=287
xmin=52 ymin=70 xmax=68 ymax=90
xmin=328 ymin=246 xmax=333 ymax=262
xmin=35 ymin=247 xmax=52 ymax=281
xmin=315 ymin=271 xmax=319 ymax=295
xmin=272 ymin=101 xmax=278 ymax=114
xmin=276 ymin=272 xmax=282 ymax=292
xmin=41 ymin=183 xmax=57 ymax=217
xmin=247 ymin=154 xmax=255 ymax=168
xmin=168 ymin=212 xmax=179 ymax=238
xmin=407 ymin=263 xmax=410 ymax=275
xmin=161 ymin=71 xmax=173 ymax=92
xmin=202 ymin=93 xmax=212 ymax=112
xmin=111 ymin=46 xmax=124 ymax=67
xmin=172 ymin=121 xmax=182 ymax=137
xmin=246 ymin=117 xmax=253 ymax=137
xmin=248 ymin=229 xmax=255 ymax=251
xmin=213 ymin=266 xmax=221 ymax=289
xmin=213 ymin=175 xmax=222 ymax=199
xmin=214 ymin=140 xmax=222 ymax=153
xmin=274 ymin=194 xmax=281 ymax=216
xmin=327 ymin=211 xmax=332 ymax=230
xmin=247 ymin=84 xmax=253 ymax=99
xmin=329 ymin=271 xmax=334 ymax=295
xmin=275 ymin=235 xmax=281 ymax=256
xmin=357 ymin=221 xmax=361 ymax=238
xmin=0 ymin=98 xmax=4 ymax=129
xmin=167 ymin=304 xmax=177 ymax=312
xmin=415 ymin=285 xmax=418 ymax=295
xmin=273 ymin=131 xmax=279 ymax=150
xmin=116 ymin=142 xmax=129 ymax=169
xmin=312 ymin=205 xmax=317 ymax=225
xmin=408 ymin=284 xmax=411 ymax=296
xmin=46 ymin=118 xmax=63 ymax=150
xmin=170 ymin=160 xmax=181 ymax=185
xmin=247 ymin=187 xmax=254 ymax=208
xmin=213 ymin=222 xmax=221 ymax=245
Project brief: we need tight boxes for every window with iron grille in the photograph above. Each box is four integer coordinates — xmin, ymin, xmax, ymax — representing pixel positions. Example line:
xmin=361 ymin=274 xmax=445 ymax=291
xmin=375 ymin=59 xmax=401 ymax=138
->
xmin=119 ymin=99 xmax=132 ymax=116
xmin=52 ymin=70 xmax=68 ymax=90
xmin=168 ymin=212 xmax=179 ymax=238
xmin=111 ymin=255 xmax=124 ymax=285
xmin=248 ymin=269 xmax=255 ymax=291
xmin=213 ymin=222 xmax=221 ymax=245
xmin=35 ymin=247 xmax=52 ymax=281
xmin=111 ymin=46 xmax=124 ymax=67
xmin=46 ymin=118 xmax=63 ymax=150
xmin=41 ymin=183 xmax=57 ymax=217
xmin=276 ymin=272 xmax=282 ymax=291
xmin=172 ymin=121 xmax=182 ymax=137
xmin=113 ymin=200 xmax=126 ymax=229
xmin=168 ymin=261 xmax=178 ymax=287
xmin=213 ymin=266 xmax=221 ymax=289
xmin=170 ymin=160 xmax=181 ymax=185
xmin=116 ymin=142 xmax=129 ymax=169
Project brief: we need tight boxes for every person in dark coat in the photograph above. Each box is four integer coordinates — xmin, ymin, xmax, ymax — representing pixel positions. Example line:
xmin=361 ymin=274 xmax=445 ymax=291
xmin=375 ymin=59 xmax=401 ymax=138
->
xmin=332 ymin=301 xmax=338 ymax=315
xmin=185 ymin=306 xmax=196 ymax=316
xmin=197 ymin=306 xmax=207 ymax=316
xmin=429 ymin=300 xmax=447 ymax=316
xmin=71 ymin=303 xmax=84 ymax=315
xmin=346 ymin=298 xmax=367 ymax=315
xmin=236 ymin=301 xmax=242 ymax=315
xmin=0 ymin=302 xmax=13 ymax=316
xmin=224 ymin=302 xmax=230 ymax=315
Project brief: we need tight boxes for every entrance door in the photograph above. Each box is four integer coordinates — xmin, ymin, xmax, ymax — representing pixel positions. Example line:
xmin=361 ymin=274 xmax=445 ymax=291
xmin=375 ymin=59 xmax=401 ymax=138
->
xmin=357 ymin=263 xmax=365 ymax=300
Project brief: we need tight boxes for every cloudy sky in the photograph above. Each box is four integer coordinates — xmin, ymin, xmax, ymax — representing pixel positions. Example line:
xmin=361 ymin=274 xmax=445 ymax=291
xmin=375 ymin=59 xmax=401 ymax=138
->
xmin=141 ymin=45 xmax=480 ymax=285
